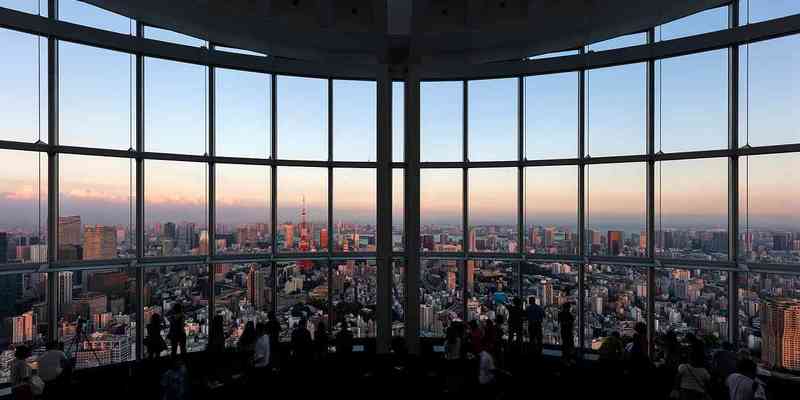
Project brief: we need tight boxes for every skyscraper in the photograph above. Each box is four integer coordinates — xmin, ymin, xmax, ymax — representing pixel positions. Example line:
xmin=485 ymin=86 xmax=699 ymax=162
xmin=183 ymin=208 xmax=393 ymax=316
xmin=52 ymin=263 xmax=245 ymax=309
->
xmin=83 ymin=225 xmax=118 ymax=260
xmin=59 ymin=215 xmax=82 ymax=246
xmin=320 ymin=228 xmax=329 ymax=250
xmin=0 ymin=232 xmax=7 ymax=263
xmin=761 ymin=298 xmax=800 ymax=371
xmin=284 ymin=223 xmax=295 ymax=249
xmin=58 ymin=271 xmax=74 ymax=316
xmin=162 ymin=222 xmax=177 ymax=241
xmin=607 ymin=230 xmax=623 ymax=256
xmin=247 ymin=265 xmax=267 ymax=310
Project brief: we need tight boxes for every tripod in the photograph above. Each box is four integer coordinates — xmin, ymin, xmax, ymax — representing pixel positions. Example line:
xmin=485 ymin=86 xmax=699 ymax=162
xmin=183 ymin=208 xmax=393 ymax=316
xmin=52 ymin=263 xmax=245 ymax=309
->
xmin=64 ymin=316 xmax=103 ymax=369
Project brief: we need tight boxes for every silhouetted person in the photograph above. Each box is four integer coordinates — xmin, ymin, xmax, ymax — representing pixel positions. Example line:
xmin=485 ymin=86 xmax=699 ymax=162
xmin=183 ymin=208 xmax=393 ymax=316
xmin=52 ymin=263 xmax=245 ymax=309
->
xmin=335 ymin=321 xmax=354 ymax=358
xmin=726 ymin=358 xmax=765 ymax=400
xmin=146 ymin=313 xmax=167 ymax=359
xmin=11 ymin=345 xmax=33 ymax=398
xmin=598 ymin=331 xmax=624 ymax=363
xmin=313 ymin=321 xmax=329 ymax=361
xmin=238 ymin=321 xmax=258 ymax=354
xmin=208 ymin=314 xmax=225 ymax=354
xmin=291 ymin=318 xmax=313 ymax=363
xmin=525 ymin=296 xmax=545 ymax=357
xmin=168 ymin=303 xmax=187 ymax=356
xmin=685 ymin=332 xmax=706 ymax=364
xmin=508 ymin=297 xmax=524 ymax=351
xmin=662 ymin=331 xmax=682 ymax=370
xmin=630 ymin=322 xmax=650 ymax=365
xmin=253 ymin=322 xmax=271 ymax=372
xmin=483 ymin=319 xmax=497 ymax=355
xmin=266 ymin=311 xmax=281 ymax=365
xmin=558 ymin=303 xmax=575 ymax=364
xmin=713 ymin=342 xmax=738 ymax=383
xmin=38 ymin=341 xmax=68 ymax=396
xmin=468 ymin=320 xmax=483 ymax=356
xmin=675 ymin=348 xmax=711 ymax=400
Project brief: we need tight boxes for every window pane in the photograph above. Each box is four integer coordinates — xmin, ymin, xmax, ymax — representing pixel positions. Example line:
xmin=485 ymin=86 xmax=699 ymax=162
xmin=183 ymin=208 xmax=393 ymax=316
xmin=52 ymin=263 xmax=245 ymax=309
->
xmin=216 ymin=69 xmax=270 ymax=158
xmin=468 ymin=78 xmax=517 ymax=161
xmin=144 ymin=160 xmax=207 ymax=256
xmin=528 ymin=49 xmax=579 ymax=60
xmin=525 ymin=166 xmax=578 ymax=255
xmin=654 ymin=268 xmax=730 ymax=358
xmin=656 ymin=50 xmax=728 ymax=153
xmin=466 ymin=260 xmax=519 ymax=336
xmin=144 ymin=26 xmax=205 ymax=47
xmin=60 ymin=43 xmax=133 ymax=149
xmin=0 ymin=0 xmax=46 ymax=15
xmin=333 ymin=168 xmax=375 ymax=252
xmin=421 ymin=169 xmax=462 ymax=252
xmin=0 ymin=28 xmax=47 ymax=143
xmin=587 ymin=32 xmax=646 ymax=52
xmin=277 ymin=167 xmax=327 ymax=253
xmin=659 ymin=7 xmax=728 ymax=40
xmin=739 ymin=154 xmax=800 ymax=264
xmin=57 ymin=268 xmax=138 ymax=368
xmin=60 ymin=155 xmax=135 ymax=259
xmin=525 ymin=72 xmax=578 ymax=160
xmin=145 ymin=58 xmax=207 ymax=154
xmin=421 ymin=81 xmax=462 ymax=162
xmin=739 ymin=35 xmax=800 ymax=147
xmin=216 ymin=262 xmax=273 ymax=348
xmin=586 ymin=63 xmax=646 ymax=156
xmin=392 ymin=259 xmax=405 ymax=337
xmin=0 ymin=150 xmax=47 ymax=262
xmin=586 ymin=163 xmax=646 ymax=257
xmin=469 ymin=168 xmax=517 ymax=253
xmin=393 ymin=168 xmax=404 ymax=251
xmin=656 ymin=158 xmax=728 ymax=260
xmin=277 ymin=76 xmax=327 ymax=160
xmin=393 ymin=81 xmax=405 ymax=162
xmin=521 ymin=262 xmax=579 ymax=346
xmin=420 ymin=259 xmax=463 ymax=337
xmin=738 ymin=272 xmax=800 ymax=371
xmin=144 ymin=264 xmax=209 ymax=354
xmin=0 ymin=271 xmax=47 ymax=381
xmin=334 ymin=80 xmax=376 ymax=161
xmin=215 ymin=164 xmax=270 ymax=255
xmin=276 ymin=260 xmax=329 ymax=342
xmin=585 ymin=264 xmax=648 ymax=349
xmin=60 ymin=0 xmax=132 ymax=34
xmin=741 ymin=0 xmax=800 ymax=24
xmin=331 ymin=259 xmax=377 ymax=338
xmin=214 ymin=46 xmax=266 ymax=57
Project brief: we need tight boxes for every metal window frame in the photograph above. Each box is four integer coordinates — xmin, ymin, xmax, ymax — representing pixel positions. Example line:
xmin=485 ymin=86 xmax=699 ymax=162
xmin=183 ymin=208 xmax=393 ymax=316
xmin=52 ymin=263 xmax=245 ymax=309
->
xmin=0 ymin=3 xmax=799 ymax=362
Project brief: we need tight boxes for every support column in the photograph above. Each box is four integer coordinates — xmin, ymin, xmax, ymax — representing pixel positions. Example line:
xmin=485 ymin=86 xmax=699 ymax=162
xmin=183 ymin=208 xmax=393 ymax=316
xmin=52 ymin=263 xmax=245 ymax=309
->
xmin=576 ymin=49 xmax=586 ymax=354
xmin=646 ymin=28 xmax=657 ymax=358
xmin=404 ymin=67 xmax=421 ymax=355
xmin=728 ymin=0 xmax=741 ymax=347
xmin=46 ymin=0 xmax=59 ymax=343
xmin=134 ymin=21 xmax=146 ymax=361
xmin=207 ymin=45 xmax=217 ymax=328
xmin=376 ymin=64 xmax=393 ymax=353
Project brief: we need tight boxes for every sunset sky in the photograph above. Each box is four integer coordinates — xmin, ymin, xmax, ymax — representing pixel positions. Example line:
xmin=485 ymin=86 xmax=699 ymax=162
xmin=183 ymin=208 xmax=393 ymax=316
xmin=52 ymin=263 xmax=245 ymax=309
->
xmin=0 ymin=1 xmax=798 ymax=232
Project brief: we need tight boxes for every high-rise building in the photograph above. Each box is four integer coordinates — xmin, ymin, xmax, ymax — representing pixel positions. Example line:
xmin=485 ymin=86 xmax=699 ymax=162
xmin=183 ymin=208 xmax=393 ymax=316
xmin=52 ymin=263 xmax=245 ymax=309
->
xmin=320 ymin=228 xmax=329 ymax=250
xmin=468 ymin=229 xmax=477 ymax=251
xmin=773 ymin=233 xmax=789 ymax=251
xmin=30 ymin=244 xmax=47 ymax=262
xmin=59 ymin=216 xmax=82 ymax=247
xmin=0 ymin=232 xmax=7 ymax=263
xmin=162 ymin=222 xmax=177 ymax=241
xmin=544 ymin=227 xmax=556 ymax=247
xmin=247 ymin=266 xmax=267 ymax=310
xmin=58 ymin=272 xmax=74 ymax=316
xmin=83 ymin=225 xmax=117 ymax=260
xmin=761 ymin=298 xmax=800 ymax=371
xmin=639 ymin=231 xmax=647 ymax=250
xmin=466 ymin=260 xmax=475 ymax=290
xmin=607 ymin=231 xmax=623 ymax=256
xmin=284 ymin=223 xmax=295 ymax=249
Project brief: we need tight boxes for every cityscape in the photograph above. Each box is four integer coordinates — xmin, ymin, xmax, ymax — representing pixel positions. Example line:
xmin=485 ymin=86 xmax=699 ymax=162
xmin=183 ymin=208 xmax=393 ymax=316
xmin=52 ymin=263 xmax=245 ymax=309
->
xmin=4 ymin=210 xmax=798 ymax=380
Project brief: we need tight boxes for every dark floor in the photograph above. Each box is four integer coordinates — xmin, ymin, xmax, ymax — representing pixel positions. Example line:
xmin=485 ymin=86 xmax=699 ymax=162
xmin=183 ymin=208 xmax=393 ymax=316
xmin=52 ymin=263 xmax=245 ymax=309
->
xmin=9 ymin=347 xmax=800 ymax=400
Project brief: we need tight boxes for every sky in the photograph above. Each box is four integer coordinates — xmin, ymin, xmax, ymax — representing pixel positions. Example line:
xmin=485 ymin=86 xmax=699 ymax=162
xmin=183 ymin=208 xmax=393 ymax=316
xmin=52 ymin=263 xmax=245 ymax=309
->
xmin=0 ymin=1 xmax=799 ymax=232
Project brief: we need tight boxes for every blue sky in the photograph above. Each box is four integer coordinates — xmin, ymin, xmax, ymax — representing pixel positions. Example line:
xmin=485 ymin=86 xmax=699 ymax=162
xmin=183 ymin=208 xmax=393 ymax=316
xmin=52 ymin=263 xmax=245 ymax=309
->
xmin=0 ymin=1 xmax=798 ymax=230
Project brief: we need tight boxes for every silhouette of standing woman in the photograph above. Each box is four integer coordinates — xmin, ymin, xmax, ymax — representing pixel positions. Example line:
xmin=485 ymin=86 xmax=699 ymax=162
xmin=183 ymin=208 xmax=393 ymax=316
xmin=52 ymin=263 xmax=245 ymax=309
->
xmin=168 ymin=303 xmax=187 ymax=356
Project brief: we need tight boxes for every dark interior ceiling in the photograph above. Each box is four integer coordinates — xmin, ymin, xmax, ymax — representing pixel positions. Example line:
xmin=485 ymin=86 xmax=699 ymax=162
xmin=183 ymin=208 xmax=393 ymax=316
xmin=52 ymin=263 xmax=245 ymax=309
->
xmin=81 ymin=0 xmax=730 ymax=65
